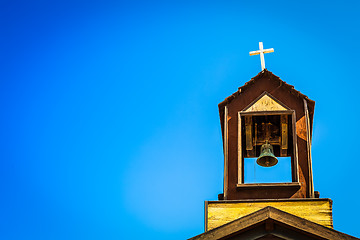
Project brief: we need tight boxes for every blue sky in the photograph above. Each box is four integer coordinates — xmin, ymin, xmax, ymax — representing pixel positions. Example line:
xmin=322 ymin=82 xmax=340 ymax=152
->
xmin=1 ymin=0 xmax=360 ymax=239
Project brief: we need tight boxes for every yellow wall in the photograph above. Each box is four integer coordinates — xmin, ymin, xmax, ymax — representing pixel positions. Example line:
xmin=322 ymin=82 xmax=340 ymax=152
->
xmin=206 ymin=199 xmax=332 ymax=231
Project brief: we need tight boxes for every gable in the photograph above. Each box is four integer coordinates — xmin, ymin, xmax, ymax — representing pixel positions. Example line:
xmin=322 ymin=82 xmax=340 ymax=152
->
xmin=218 ymin=70 xmax=315 ymax=140
xmin=243 ymin=92 xmax=290 ymax=112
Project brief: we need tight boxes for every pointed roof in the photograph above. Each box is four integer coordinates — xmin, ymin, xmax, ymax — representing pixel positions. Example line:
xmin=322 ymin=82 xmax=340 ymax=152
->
xmin=218 ymin=69 xmax=315 ymax=138
xmin=188 ymin=207 xmax=359 ymax=240
xmin=218 ymin=69 xmax=314 ymax=110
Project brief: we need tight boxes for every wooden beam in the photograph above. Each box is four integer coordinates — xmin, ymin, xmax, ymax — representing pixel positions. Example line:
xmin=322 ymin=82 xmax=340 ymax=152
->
xmin=236 ymin=182 xmax=301 ymax=189
xmin=245 ymin=116 xmax=253 ymax=151
xmin=304 ymin=99 xmax=314 ymax=198
xmin=292 ymin=112 xmax=299 ymax=182
xmin=265 ymin=220 xmax=274 ymax=232
xmin=281 ymin=115 xmax=288 ymax=157
xmin=238 ymin=112 xmax=243 ymax=184
xmin=240 ymin=110 xmax=293 ymax=116
xmin=224 ymin=106 xmax=229 ymax=200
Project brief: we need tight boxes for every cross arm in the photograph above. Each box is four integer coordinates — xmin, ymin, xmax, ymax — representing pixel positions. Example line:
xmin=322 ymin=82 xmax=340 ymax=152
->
xmin=249 ymin=50 xmax=260 ymax=56
xmin=263 ymin=48 xmax=274 ymax=54
xmin=249 ymin=48 xmax=274 ymax=56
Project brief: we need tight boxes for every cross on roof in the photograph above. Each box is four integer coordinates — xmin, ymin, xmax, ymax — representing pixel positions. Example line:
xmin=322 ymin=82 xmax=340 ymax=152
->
xmin=249 ymin=42 xmax=274 ymax=71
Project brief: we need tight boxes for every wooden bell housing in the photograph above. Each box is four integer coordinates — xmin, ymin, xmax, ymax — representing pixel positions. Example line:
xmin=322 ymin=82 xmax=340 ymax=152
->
xmin=219 ymin=70 xmax=315 ymax=200
xmin=242 ymin=102 xmax=293 ymax=160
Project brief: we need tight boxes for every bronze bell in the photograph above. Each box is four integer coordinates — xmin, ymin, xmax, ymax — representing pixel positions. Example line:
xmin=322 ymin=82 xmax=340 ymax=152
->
xmin=256 ymin=141 xmax=278 ymax=167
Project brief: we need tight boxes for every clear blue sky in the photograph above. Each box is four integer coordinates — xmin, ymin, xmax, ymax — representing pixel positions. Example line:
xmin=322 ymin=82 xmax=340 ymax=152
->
xmin=1 ymin=1 xmax=360 ymax=239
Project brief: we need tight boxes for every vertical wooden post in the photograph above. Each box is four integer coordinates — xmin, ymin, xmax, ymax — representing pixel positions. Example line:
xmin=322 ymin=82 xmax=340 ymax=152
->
xmin=223 ymin=106 xmax=229 ymax=200
xmin=245 ymin=116 xmax=253 ymax=151
xmin=280 ymin=115 xmax=288 ymax=157
xmin=238 ymin=112 xmax=243 ymax=184
xmin=304 ymin=99 xmax=315 ymax=198
xmin=292 ymin=112 xmax=299 ymax=182
xmin=204 ymin=201 xmax=208 ymax=232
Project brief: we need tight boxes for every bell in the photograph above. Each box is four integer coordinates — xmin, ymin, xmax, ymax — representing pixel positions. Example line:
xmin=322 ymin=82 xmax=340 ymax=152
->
xmin=256 ymin=141 xmax=278 ymax=167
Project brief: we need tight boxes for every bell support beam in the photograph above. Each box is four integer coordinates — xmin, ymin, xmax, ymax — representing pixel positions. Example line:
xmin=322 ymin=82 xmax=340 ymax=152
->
xmin=245 ymin=116 xmax=254 ymax=157
xmin=281 ymin=115 xmax=288 ymax=157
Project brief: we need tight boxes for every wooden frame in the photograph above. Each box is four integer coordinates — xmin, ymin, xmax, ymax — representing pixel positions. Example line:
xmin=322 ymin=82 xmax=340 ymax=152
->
xmin=236 ymin=182 xmax=300 ymax=189
xmin=237 ymin=110 xmax=299 ymax=185
xmin=204 ymin=201 xmax=208 ymax=232
xmin=237 ymin=112 xmax=242 ymax=184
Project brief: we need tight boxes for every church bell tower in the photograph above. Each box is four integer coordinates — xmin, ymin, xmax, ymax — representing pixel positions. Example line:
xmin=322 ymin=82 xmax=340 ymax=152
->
xmin=219 ymin=42 xmax=315 ymax=201
xmin=188 ymin=42 xmax=359 ymax=240
xmin=219 ymin=70 xmax=315 ymax=200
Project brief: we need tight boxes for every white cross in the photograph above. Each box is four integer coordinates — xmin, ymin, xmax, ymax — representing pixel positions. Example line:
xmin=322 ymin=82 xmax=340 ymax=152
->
xmin=249 ymin=42 xmax=274 ymax=71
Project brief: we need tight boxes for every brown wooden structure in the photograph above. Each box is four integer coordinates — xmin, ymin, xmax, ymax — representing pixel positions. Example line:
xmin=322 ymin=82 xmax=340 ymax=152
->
xmin=218 ymin=69 xmax=315 ymax=200
xmin=187 ymin=69 xmax=359 ymax=240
